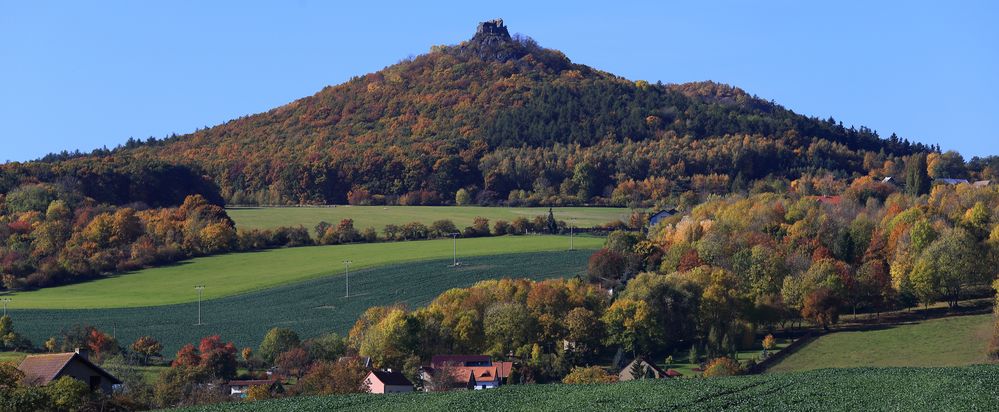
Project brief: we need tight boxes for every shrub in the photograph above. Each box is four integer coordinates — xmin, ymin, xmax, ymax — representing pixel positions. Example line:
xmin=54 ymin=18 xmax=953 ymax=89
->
xmin=702 ymin=357 xmax=742 ymax=378
xmin=562 ymin=366 xmax=616 ymax=384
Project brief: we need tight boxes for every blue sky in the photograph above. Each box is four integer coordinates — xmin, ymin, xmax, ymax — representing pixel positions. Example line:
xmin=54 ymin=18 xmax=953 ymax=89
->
xmin=1 ymin=1 xmax=997 ymax=162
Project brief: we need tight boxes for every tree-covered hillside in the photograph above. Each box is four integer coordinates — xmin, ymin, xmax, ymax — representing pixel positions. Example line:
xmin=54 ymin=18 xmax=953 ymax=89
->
xmin=4 ymin=20 xmax=970 ymax=208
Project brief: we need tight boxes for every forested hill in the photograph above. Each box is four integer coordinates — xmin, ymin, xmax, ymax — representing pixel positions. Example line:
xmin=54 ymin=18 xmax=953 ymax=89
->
xmin=3 ymin=19 xmax=954 ymax=207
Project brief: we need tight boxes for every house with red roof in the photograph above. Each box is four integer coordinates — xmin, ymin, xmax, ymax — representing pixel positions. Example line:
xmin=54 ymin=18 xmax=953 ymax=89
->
xmin=421 ymin=355 xmax=513 ymax=390
xmin=17 ymin=349 xmax=121 ymax=394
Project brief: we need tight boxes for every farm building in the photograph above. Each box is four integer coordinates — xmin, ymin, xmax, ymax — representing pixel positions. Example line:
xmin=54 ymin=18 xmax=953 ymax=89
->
xmin=618 ymin=357 xmax=681 ymax=381
xmin=936 ymin=178 xmax=970 ymax=185
xmin=17 ymin=349 xmax=121 ymax=394
xmin=811 ymin=195 xmax=842 ymax=206
xmin=973 ymin=180 xmax=992 ymax=188
xmin=648 ymin=208 xmax=679 ymax=228
xmin=226 ymin=379 xmax=284 ymax=398
xmin=421 ymin=355 xmax=513 ymax=390
xmin=365 ymin=370 xmax=414 ymax=393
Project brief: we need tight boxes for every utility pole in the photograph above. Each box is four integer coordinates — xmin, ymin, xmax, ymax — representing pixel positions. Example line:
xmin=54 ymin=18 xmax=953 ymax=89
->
xmin=343 ymin=260 xmax=352 ymax=298
xmin=1 ymin=298 xmax=10 ymax=317
xmin=569 ymin=218 xmax=577 ymax=251
xmin=448 ymin=233 xmax=460 ymax=266
xmin=194 ymin=285 xmax=205 ymax=326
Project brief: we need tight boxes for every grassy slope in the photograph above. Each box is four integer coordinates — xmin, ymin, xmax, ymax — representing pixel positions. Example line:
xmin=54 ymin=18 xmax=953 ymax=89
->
xmin=768 ymin=314 xmax=993 ymax=373
xmin=0 ymin=351 xmax=26 ymax=363
xmin=179 ymin=366 xmax=999 ymax=412
xmin=10 ymin=250 xmax=594 ymax=353
xmin=227 ymin=206 xmax=630 ymax=231
xmin=5 ymin=235 xmax=601 ymax=309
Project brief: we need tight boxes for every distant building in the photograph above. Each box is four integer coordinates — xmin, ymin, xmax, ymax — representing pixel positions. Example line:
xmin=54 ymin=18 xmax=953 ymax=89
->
xmin=365 ymin=370 xmax=413 ymax=394
xmin=618 ymin=357 xmax=680 ymax=381
xmin=936 ymin=178 xmax=970 ymax=185
xmin=226 ymin=379 xmax=284 ymax=398
xmin=430 ymin=355 xmax=491 ymax=368
xmin=648 ymin=208 xmax=679 ymax=228
xmin=17 ymin=349 xmax=121 ymax=394
xmin=972 ymin=180 xmax=992 ymax=188
xmin=881 ymin=176 xmax=895 ymax=184
xmin=421 ymin=355 xmax=513 ymax=390
xmin=810 ymin=195 xmax=842 ymax=206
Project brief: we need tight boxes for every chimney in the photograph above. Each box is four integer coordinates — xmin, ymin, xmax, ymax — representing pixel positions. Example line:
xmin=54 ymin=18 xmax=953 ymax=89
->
xmin=74 ymin=348 xmax=90 ymax=360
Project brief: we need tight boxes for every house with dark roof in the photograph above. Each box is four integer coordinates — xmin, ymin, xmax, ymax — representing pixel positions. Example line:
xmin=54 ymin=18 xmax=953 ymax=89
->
xmin=17 ymin=349 xmax=121 ymax=394
xmin=648 ymin=208 xmax=679 ymax=228
xmin=618 ymin=357 xmax=681 ymax=381
xmin=936 ymin=178 xmax=970 ymax=185
xmin=430 ymin=355 xmax=491 ymax=368
xmin=226 ymin=379 xmax=284 ymax=398
xmin=365 ymin=369 xmax=413 ymax=393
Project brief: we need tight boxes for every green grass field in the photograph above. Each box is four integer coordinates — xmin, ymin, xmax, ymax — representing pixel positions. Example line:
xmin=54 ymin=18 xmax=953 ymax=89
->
xmin=767 ymin=314 xmax=993 ymax=373
xmin=9 ymin=250 xmax=594 ymax=353
xmin=0 ymin=351 xmax=26 ymax=364
xmin=227 ymin=206 xmax=630 ymax=231
xmin=3 ymin=235 xmax=602 ymax=309
xmin=178 ymin=365 xmax=999 ymax=411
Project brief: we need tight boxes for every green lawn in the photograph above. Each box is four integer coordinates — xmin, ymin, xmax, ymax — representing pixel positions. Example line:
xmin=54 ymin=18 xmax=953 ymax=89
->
xmin=10 ymin=250 xmax=594 ymax=354
xmin=178 ymin=365 xmax=999 ymax=412
xmin=227 ymin=206 xmax=630 ymax=231
xmin=768 ymin=314 xmax=994 ymax=373
xmin=3 ymin=235 xmax=602 ymax=309
xmin=0 ymin=351 xmax=26 ymax=363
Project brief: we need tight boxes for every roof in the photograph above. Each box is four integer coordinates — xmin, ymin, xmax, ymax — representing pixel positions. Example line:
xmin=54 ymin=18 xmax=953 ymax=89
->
xmin=494 ymin=361 xmax=513 ymax=379
xmin=368 ymin=370 xmax=413 ymax=386
xmin=456 ymin=366 xmax=500 ymax=384
xmin=227 ymin=379 xmax=279 ymax=387
xmin=973 ymin=180 xmax=992 ymax=187
xmin=18 ymin=352 xmax=122 ymax=386
xmin=936 ymin=178 xmax=969 ymax=185
xmin=881 ymin=176 xmax=894 ymax=183
xmin=810 ymin=195 xmax=842 ymax=206
xmin=427 ymin=365 xmax=502 ymax=385
xmin=430 ymin=355 xmax=491 ymax=368
xmin=665 ymin=369 xmax=683 ymax=377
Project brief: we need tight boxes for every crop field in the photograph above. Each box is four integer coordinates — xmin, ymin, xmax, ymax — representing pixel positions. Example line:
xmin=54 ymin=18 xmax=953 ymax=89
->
xmin=227 ymin=206 xmax=630 ymax=231
xmin=8 ymin=250 xmax=593 ymax=354
xmin=4 ymin=235 xmax=601 ymax=309
xmin=179 ymin=365 xmax=999 ymax=411
xmin=768 ymin=314 xmax=993 ymax=373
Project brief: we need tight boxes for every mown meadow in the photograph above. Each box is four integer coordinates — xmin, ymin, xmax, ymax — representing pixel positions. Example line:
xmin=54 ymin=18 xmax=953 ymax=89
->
xmin=8 ymin=250 xmax=594 ymax=353
xmin=768 ymin=313 xmax=993 ymax=372
xmin=4 ymin=235 xmax=601 ymax=309
xmin=226 ymin=206 xmax=630 ymax=231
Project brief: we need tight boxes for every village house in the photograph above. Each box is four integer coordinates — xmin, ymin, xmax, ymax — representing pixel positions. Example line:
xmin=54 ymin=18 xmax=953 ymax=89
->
xmin=17 ymin=349 xmax=121 ymax=394
xmin=648 ymin=207 xmax=679 ymax=228
xmin=364 ymin=369 xmax=414 ymax=394
xmin=618 ymin=357 xmax=682 ymax=381
xmin=936 ymin=178 xmax=970 ymax=185
xmin=421 ymin=355 xmax=513 ymax=390
xmin=226 ymin=379 xmax=284 ymax=398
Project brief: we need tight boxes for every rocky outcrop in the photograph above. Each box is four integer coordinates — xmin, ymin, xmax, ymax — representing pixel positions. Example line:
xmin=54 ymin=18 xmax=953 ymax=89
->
xmin=454 ymin=19 xmax=528 ymax=62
